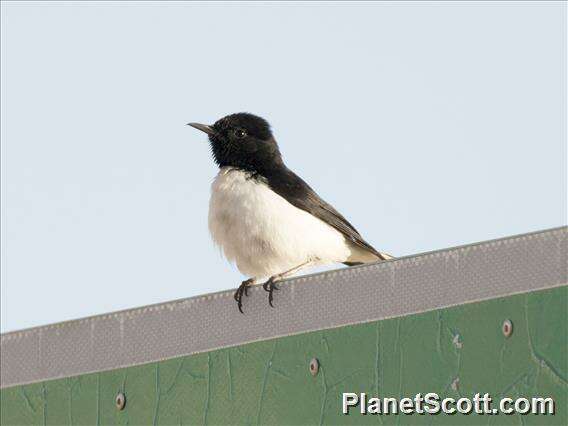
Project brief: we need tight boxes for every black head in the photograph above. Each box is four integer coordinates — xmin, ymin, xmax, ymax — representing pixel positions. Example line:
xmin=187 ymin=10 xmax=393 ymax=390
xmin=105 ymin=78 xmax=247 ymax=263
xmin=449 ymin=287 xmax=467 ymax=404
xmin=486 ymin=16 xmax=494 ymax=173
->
xmin=188 ymin=113 xmax=283 ymax=173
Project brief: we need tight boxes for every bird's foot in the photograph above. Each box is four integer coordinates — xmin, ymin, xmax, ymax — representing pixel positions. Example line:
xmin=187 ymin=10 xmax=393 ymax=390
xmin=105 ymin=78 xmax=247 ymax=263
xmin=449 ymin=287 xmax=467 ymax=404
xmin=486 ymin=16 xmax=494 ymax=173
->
xmin=234 ymin=278 xmax=254 ymax=314
xmin=262 ymin=277 xmax=280 ymax=308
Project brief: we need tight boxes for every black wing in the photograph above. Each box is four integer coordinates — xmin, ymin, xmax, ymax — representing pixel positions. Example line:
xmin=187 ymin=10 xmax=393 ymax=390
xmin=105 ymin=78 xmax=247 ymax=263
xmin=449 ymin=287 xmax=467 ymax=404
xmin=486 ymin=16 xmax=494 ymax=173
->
xmin=264 ymin=167 xmax=387 ymax=261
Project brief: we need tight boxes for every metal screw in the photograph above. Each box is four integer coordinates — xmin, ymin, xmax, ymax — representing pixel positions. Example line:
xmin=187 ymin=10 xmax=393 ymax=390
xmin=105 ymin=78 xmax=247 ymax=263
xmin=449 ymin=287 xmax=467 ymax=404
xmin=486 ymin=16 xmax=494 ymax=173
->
xmin=502 ymin=319 xmax=513 ymax=338
xmin=115 ymin=392 xmax=126 ymax=410
xmin=309 ymin=358 xmax=319 ymax=376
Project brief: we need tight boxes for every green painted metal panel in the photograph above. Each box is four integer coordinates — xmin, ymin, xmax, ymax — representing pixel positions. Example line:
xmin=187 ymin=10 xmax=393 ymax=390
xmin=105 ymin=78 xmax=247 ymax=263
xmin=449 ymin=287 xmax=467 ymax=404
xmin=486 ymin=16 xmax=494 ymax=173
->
xmin=1 ymin=286 xmax=566 ymax=425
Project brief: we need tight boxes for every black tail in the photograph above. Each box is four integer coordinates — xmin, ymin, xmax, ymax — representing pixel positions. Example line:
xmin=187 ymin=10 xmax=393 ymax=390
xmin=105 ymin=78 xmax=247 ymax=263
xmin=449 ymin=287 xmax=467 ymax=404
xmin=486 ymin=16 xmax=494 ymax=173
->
xmin=343 ymin=251 xmax=394 ymax=267
xmin=343 ymin=261 xmax=365 ymax=266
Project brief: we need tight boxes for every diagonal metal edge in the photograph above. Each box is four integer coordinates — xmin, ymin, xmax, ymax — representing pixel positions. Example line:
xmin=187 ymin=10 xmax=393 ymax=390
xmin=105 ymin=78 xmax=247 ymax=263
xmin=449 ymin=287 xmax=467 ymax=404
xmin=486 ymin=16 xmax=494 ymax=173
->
xmin=2 ymin=225 xmax=564 ymax=340
xmin=1 ymin=226 xmax=566 ymax=388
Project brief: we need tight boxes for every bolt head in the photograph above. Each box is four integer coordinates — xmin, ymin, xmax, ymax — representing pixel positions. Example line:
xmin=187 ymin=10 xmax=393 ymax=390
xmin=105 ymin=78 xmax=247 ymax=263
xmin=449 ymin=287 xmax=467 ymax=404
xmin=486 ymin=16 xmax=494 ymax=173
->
xmin=115 ymin=392 xmax=126 ymax=410
xmin=309 ymin=358 xmax=319 ymax=376
xmin=502 ymin=319 xmax=513 ymax=338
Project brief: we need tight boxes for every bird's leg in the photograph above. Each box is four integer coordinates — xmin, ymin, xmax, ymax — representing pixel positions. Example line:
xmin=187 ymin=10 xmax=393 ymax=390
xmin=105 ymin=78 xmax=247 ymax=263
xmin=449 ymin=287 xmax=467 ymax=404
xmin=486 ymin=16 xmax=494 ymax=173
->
xmin=262 ymin=260 xmax=315 ymax=308
xmin=263 ymin=277 xmax=279 ymax=308
xmin=234 ymin=278 xmax=255 ymax=314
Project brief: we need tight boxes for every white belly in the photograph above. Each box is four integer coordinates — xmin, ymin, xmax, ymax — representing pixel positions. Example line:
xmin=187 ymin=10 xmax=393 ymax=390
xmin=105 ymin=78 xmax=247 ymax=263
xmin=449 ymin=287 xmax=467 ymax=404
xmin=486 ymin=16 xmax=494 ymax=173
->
xmin=208 ymin=167 xmax=352 ymax=278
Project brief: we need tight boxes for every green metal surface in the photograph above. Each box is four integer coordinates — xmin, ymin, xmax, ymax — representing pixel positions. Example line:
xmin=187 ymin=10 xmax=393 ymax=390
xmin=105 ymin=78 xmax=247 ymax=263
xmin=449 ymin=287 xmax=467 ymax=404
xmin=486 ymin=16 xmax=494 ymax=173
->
xmin=2 ymin=286 xmax=566 ymax=425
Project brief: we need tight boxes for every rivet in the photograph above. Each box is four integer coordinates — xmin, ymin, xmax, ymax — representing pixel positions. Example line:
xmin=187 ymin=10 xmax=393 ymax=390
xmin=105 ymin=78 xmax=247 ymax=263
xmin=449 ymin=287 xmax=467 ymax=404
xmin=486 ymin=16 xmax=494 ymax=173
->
xmin=115 ymin=392 xmax=126 ymax=410
xmin=309 ymin=358 xmax=319 ymax=376
xmin=502 ymin=319 xmax=513 ymax=338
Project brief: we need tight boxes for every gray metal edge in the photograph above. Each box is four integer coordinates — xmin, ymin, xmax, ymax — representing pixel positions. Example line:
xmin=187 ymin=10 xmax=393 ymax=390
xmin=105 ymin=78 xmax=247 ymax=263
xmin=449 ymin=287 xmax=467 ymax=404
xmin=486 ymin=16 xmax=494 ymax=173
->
xmin=1 ymin=227 xmax=567 ymax=389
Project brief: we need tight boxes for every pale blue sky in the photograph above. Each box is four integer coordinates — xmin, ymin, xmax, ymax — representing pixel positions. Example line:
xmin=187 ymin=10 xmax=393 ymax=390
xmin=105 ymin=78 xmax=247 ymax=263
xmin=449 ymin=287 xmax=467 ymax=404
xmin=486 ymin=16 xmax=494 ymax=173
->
xmin=1 ymin=1 xmax=566 ymax=332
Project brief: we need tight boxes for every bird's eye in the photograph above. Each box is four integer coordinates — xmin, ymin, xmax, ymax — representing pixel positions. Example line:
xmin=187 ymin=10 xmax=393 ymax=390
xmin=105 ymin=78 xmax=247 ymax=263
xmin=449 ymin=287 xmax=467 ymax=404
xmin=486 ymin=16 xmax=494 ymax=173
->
xmin=234 ymin=129 xmax=247 ymax=138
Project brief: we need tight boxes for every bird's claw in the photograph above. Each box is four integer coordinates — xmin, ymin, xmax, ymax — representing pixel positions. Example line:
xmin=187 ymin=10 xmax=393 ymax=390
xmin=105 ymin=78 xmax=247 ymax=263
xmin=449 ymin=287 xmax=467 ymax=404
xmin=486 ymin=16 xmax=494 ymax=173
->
xmin=262 ymin=277 xmax=279 ymax=308
xmin=234 ymin=279 xmax=253 ymax=314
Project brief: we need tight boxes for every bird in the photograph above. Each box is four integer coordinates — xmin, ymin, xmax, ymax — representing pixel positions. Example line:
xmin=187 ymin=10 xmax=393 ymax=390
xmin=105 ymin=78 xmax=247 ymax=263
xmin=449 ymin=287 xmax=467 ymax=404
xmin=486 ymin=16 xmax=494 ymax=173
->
xmin=189 ymin=113 xmax=393 ymax=313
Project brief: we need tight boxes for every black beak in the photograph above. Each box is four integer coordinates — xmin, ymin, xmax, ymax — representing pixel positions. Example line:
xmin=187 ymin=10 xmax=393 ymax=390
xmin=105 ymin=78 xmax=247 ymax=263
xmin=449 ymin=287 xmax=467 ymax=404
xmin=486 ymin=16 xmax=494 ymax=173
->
xmin=187 ymin=122 xmax=216 ymax=136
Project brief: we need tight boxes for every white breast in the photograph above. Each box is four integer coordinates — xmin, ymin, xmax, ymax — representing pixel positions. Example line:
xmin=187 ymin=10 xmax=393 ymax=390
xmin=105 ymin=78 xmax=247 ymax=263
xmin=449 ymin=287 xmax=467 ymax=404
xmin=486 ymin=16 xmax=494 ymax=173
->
xmin=208 ymin=167 xmax=352 ymax=278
